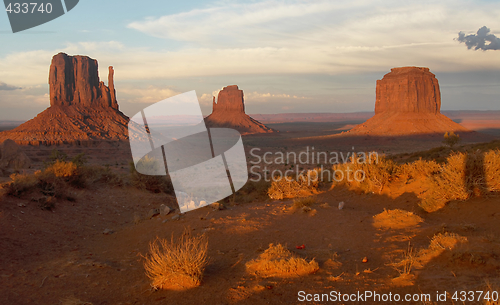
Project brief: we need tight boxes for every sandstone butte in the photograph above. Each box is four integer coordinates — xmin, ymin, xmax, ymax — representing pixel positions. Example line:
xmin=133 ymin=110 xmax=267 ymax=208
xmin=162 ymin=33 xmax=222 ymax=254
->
xmin=345 ymin=66 xmax=474 ymax=137
xmin=204 ymin=85 xmax=275 ymax=135
xmin=0 ymin=53 xmax=139 ymax=146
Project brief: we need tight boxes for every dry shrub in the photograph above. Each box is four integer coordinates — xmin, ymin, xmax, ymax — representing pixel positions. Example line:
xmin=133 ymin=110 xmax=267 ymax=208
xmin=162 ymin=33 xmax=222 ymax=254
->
xmin=6 ymin=172 xmax=38 ymax=196
xmin=332 ymin=154 xmax=395 ymax=193
xmin=43 ymin=160 xmax=77 ymax=177
xmin=420 ymin=152 xmax=481 ymax=212
xmin=397 ymin=158 xmax=440 ymax=182
xmin=245 ymin=243 xmax=319 ymax=278
xmin=143 ymin=232 xmax=208 ymax=290
xmin=373 ymin=209 xmax=423 ymax=230
xmin=429 ymin=232 xmax=468 ymax=251
xmin=78 ymin=165 xmax=124 ymax=187
xmin=484 ymin=149 xmax=500 ymax=192
xmin=267 ymin=169 xmax=321 ymax=200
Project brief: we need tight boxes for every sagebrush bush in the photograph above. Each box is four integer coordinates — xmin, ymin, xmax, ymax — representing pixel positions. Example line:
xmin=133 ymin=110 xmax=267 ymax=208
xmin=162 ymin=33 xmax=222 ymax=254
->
xmin=397 ymin=158 xmax=440 ymax=182
xmin=332 ymin=154 xmax=395 ymax=193
xmin=7 ymin=172 xmax=38 ymax=196
xmin=246 ymin=243 xmax=319 ymax=278
xmin=143 ymin=232 xmax=208 ymax=290
xmin=267 ymin=169 xmax=321 ymax=200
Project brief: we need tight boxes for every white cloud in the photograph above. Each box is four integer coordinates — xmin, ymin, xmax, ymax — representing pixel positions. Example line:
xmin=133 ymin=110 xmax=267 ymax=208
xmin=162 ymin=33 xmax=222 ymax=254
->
xmin=118 ymin=85 xmax=182 ymax=104
xmin=244 ymin=91 xmax=310 ymax=103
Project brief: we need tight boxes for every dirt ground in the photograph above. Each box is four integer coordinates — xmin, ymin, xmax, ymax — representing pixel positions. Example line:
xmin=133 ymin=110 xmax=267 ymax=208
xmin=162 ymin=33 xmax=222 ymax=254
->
xmin=1 ymin=123 xmax=500 ymax=305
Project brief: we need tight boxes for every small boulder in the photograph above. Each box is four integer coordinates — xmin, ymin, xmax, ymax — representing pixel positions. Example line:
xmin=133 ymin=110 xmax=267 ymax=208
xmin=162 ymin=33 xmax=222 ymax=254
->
xmin=147 ymin=208 xmax=160 ymax=219
xmin=212 ymin=202 xmax=226 ymax=210
xmin=103 ymin=228 xmax=114 ymax=235
xmin=159 ymin=204 xmax=171 ymax=216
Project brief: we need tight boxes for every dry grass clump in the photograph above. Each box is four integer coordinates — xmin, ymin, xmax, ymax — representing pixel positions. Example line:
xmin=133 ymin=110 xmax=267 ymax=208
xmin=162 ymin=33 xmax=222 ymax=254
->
xmin=245 ymin=243 xmax=319 ymax=278
xmin=373 ymin=209 xmax=424 ymax=230
xmin=267 ymin=169 xmax=321 ymax=200
xmin=143 ymin=232 xmax=208 ymax=290
xmin=388 ymin=242 xmax=415 ymax=276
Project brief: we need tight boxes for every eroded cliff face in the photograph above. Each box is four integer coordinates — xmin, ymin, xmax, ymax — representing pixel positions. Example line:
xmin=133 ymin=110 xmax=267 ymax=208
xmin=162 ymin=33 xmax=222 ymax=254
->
xmin=375 ymin=67 xmax=440 ymax=115
xmin=0 ymin=53 xmax=132 ymax=145
xmin=205 ymin=85 xmax=275 ymax=135
xmin=49 ymin=52 xmax=118 ymax=109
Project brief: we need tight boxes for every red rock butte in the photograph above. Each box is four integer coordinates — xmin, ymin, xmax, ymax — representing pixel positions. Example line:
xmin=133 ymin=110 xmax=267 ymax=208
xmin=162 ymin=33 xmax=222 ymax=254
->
xmin=346 ymin=66 xmax=472 ymax=137
xmin=204 ymin=85 xmax=275 ymax=135
xmin=0 ymin=53 xmax=134 ymax=145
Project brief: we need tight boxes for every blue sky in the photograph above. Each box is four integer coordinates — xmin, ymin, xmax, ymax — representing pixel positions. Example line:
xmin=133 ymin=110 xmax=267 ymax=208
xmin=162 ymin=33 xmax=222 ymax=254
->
xmin=0 ymin=0 xmax=499 ymax=120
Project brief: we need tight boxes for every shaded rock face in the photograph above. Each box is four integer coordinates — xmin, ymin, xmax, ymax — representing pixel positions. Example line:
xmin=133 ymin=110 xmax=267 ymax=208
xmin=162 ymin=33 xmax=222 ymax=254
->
xmin=375 ymin=67 xmax=440 ymax=115
xmin=49 ymin=52 xmax=118 ymax=109
xmin=205 ymin=85 xmax=275 ymax=135
xmin=346 ymin=67 xmax=476 ymax=137
xmin=0 ymin=53 xmax=132 ymax=145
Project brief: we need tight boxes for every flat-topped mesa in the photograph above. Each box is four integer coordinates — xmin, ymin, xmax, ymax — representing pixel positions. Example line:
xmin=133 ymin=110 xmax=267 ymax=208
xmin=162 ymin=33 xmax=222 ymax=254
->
xmin=341 ymin=66 xmax=486 ymax=138
xmin=375 ymin=66 xmax=441 ymax=114
xmin=49 ymin=52 xmax=118 ymax=110
xmin=212 ymin=85 xmax=245 ymax=113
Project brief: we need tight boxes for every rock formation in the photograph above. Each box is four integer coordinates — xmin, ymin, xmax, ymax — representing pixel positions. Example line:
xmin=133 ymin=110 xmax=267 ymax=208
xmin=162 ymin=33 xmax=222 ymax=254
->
xmin=49 ymin=52 xmax=118 ymax=109
xmin=346 ymin=66 xmax=473 ymax=137
xmin=204 ymin=85 xmax=275 ymax=135
xmin=375 ymin=67 xmax=440 ymax=114
xmin=0 ymin=53 xmax=134 ymax=145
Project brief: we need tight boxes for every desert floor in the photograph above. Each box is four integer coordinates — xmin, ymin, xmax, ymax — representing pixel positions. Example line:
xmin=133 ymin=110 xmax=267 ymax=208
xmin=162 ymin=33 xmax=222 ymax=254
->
xmin=1 ymin=122 xmax=499 ymax=305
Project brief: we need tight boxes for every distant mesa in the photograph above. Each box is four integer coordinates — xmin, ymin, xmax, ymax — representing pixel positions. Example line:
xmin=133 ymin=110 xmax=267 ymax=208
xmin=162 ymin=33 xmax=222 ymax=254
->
xmin=346 ymin=66 xmax=473 ymax=137
xmin=0 ymin=52 xmax=134 ymax=146
xmin=204 ymin=85 xmax=275 ymax=135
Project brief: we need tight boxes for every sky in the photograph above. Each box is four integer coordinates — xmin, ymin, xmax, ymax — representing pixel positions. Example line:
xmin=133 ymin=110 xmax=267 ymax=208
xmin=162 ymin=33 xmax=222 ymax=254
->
xmin=0 ymin=0 xmax=499 ymax=121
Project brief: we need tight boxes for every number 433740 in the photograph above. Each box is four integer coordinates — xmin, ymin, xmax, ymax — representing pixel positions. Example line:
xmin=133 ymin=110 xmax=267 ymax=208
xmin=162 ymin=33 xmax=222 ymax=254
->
xmin=5 ymin=3 xmax=53 ymax=14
